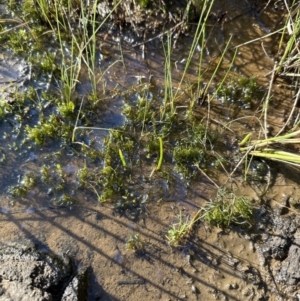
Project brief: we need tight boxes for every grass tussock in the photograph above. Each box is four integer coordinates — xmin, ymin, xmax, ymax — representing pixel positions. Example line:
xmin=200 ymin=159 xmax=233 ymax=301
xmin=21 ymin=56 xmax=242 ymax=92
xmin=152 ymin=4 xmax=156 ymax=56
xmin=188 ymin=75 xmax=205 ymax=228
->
xmin=202 ymin=188 xmax=253 ymax=228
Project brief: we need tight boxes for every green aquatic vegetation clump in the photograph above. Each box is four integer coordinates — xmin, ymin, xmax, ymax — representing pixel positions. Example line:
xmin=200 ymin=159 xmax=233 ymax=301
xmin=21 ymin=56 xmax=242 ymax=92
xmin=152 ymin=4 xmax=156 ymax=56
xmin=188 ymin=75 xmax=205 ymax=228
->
xmin=0 ymin=99 xmax=13 ymax=121
xmin=97 ymin=165 xmax=121 ymax=202
xmin=77 ymin=162 xmax=89 ymax=188
xmin=1 ymin=88 xmax=64 ymax=144
xmin=172 ymin=123 xmax=220 ymax=179
xmin=5 ymin=29 xmax=30 ymax=54
xmin=57 ymin=101 xmax=75 ymax=119
xmin=0 ymin=89 xmax=30 ymax=124
xmin=89 ymin=130 xmax=149 ymax=208
xmin=122 ymin=95 xmax=155 ymax=126
xmin=29 ymin=52 xmax=57 ymax=75
xmin=52 ymin=193 xmax=75 ymax=206
xmin=12 ymin=0 xmax=80 ymax=33
xmin=110 ymin=129 xmax=136 ymax=153
xmin=202 ymin=188 xmax=253 ymax=228
xmin=143 ymin=134 xmax=160 ymax=157
xmin=0 ymin=26 xmax=43 ymax=55
xmin=80 ymin=145 xmax=102 ymax=162
xmin=8 ymin=185 xmax=28 ymax=197
xmin=115 ymin=191 xmax=147 ymax=211
xmin=8 ymin=172 xmax=37 ymax=197
xmin=39 ymin=163 xmax=80 ymax=203
xmin=40 ymin=164 xmax=51 ymax=183
xmin=173 ymin=144 xmax=203 ymax=162
xmin=39 ymin=163 xmax=67 ymax=192
xmin=217 ymin=76 xmax=258 ymax=109
xmin=93 ymin=131 xmax=135 ymax=202
xmin=173 ymin=146 xmax=205 ymax=177
xmin=120 ymin=91 xmax=223 ymax=186
xmin=25 ymin=114 xmax=73 ymax=145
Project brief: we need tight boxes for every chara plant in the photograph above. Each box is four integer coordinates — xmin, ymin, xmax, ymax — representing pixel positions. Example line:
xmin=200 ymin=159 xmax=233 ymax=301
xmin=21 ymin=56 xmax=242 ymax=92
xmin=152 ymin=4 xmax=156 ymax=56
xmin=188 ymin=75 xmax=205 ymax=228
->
xmin=8 ymin=172 xmax=37 ymax=197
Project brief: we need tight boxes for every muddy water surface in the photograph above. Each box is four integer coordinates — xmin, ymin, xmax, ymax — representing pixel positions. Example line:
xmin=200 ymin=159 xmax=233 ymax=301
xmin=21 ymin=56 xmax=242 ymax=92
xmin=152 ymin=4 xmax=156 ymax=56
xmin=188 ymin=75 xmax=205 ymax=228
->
xmin=0 ymin=1 xmax=300 ymax=300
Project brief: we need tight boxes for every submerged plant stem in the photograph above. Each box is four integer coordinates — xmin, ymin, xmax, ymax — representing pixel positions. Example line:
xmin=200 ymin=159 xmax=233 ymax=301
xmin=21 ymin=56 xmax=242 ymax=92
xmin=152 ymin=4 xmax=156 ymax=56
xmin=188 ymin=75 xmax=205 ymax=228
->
xmin=149 ymin=137 xmax=163 ymax=177
xmin=157 ymin=137 xmax=163 ymax=170
xmin=118 ymin=148 xmax=127 ymax=167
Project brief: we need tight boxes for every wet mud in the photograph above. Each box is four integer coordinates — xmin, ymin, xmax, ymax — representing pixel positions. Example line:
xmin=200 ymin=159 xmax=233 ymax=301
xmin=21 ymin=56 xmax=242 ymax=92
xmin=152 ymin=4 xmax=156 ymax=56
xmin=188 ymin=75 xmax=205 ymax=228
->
xmin=1 ymin=0 xmax=300 ymax=300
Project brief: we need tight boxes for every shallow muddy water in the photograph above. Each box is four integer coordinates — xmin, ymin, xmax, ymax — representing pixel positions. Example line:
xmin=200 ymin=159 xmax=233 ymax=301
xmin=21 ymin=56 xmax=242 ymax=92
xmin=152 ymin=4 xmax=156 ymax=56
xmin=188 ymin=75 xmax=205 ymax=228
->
xmin=1 ymin=0 xmax=300 ymax=300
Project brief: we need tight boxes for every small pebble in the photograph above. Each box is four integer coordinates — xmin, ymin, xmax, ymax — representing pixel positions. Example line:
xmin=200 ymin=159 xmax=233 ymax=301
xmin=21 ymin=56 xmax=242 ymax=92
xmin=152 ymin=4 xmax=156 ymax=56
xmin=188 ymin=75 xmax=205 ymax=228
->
xmin=228 ymin=283 xmax=239 ymax=290
xmin=191 ymin=284 xmax=199 ymax=294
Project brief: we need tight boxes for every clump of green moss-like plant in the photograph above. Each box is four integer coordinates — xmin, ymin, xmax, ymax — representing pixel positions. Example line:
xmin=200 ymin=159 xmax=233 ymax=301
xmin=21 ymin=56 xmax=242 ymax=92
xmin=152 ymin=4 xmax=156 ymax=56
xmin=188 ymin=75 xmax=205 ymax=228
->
xmin=25 ymin=114 xmax=73 ymax=145
xmin=217 ymin=76 xmax=259 ymax=109
xmin=202 ymin=188 xmax=253 ymax=228
xmin=8 ymin=172 xmax=37 ymax=197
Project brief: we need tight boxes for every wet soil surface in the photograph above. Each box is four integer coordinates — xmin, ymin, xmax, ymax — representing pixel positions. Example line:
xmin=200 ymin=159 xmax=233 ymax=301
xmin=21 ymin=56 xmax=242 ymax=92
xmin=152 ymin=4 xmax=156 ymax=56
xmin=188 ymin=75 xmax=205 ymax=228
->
xmin=2 ymin=186 xmax=300 ymax=301
xmin=1 ymin=0 xmax=300 ymax=300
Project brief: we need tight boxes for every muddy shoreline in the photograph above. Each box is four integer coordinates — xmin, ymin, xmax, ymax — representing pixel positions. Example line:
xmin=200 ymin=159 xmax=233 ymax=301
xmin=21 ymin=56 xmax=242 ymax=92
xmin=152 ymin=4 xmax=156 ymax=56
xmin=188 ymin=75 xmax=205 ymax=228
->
xmin=1 ymin=0 xmax=300 ymax=300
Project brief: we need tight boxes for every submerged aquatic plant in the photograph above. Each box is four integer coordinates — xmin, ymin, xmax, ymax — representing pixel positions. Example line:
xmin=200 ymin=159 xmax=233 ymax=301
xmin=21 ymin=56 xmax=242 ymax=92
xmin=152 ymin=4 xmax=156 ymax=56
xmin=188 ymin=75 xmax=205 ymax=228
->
xmin=217 ymin=76 xmax=258 ymax=109
xmin=25 ymin=114 xmax=72 ymax=145
xmin=7 ymin=172 xmax=37 ymax=197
